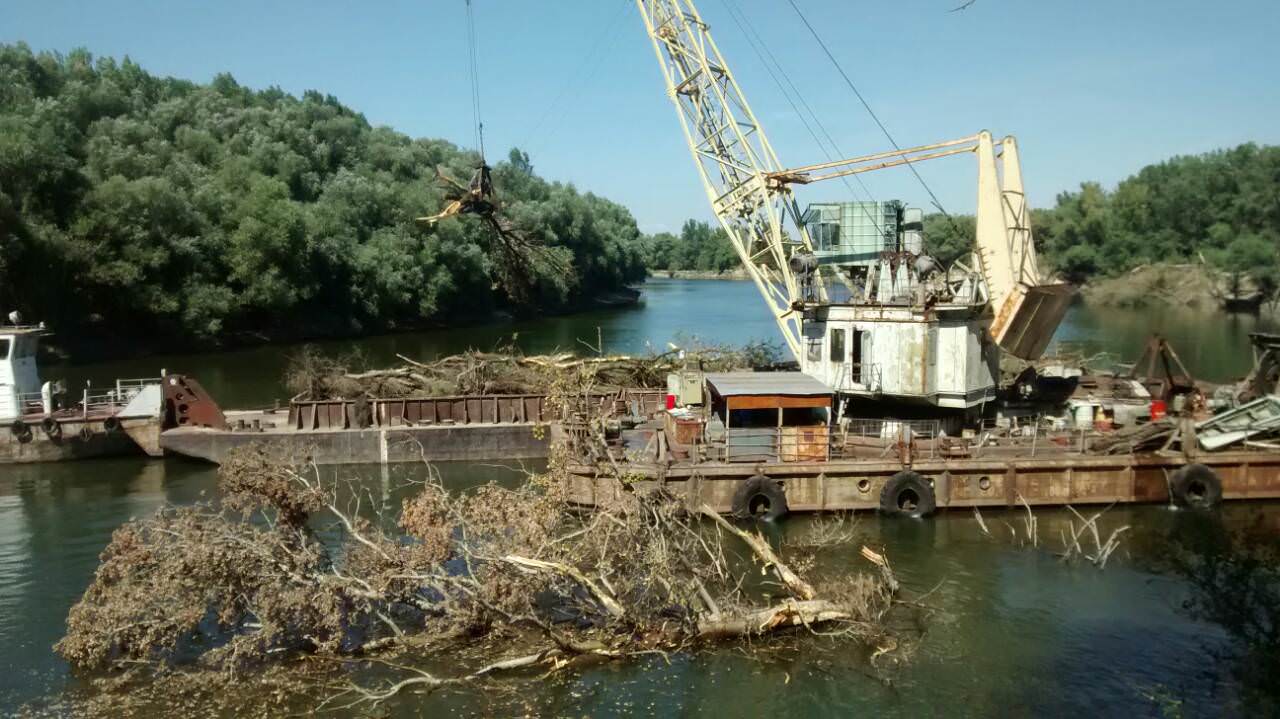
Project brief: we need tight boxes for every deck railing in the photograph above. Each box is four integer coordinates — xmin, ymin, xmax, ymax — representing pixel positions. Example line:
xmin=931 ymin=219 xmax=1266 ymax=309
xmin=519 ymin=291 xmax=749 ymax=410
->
xmin=114 ymin=378 xmax=162 ymax=401
xmin=837 ymin=418 xmax=942 ymax=460
xmin=15 ymin=391 xmax=44 ymax=416
xmin=710 ymin=425 xmax=831 ymax=463
xmin=286 ymin=389 xmax=659 ymax=431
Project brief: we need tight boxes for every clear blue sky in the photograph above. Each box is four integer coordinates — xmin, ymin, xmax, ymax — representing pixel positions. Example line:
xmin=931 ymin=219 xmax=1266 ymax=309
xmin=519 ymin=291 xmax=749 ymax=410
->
xmin=2 ymin=0 xmax=1278 ymax=233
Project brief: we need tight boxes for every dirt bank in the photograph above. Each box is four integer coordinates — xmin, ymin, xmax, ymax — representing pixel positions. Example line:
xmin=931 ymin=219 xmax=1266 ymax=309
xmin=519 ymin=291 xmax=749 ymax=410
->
xmin=648 ymin=269 xmax=750 ymax=280
xmin=1079 ymin=263 xmax=1222 ymax=310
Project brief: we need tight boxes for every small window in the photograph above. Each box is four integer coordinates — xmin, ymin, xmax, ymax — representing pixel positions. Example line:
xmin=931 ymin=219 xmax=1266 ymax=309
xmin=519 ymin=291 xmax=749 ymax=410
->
xmin=0 ymin=339 xmax=9 ymax=360
xmin=829 ymin=328 xmax=845 ymax=362
xmin=818 ymin=223 xmax=839 ymax=250
xmin=852 ymin=329 xmax=865 ymax=383
xmin=806 ymin=338 xmax=822 ymax=363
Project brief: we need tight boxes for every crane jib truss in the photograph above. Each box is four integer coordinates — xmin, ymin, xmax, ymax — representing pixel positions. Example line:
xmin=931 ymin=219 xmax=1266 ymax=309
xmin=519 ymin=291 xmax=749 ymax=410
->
xmin=635 ymin=0 xmax=826 ymax=360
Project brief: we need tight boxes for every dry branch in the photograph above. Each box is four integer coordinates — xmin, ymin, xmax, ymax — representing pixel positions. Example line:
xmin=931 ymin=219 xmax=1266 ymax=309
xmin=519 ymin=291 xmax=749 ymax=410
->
xmin=286 ymin=341 xmax=778 ymax=401
xmin=501 ymin=554 xmax=625 ymax=619
xmin=860 ymin=545 xmax=900 ymax=594
xmin=696 ymin=600 xmax=850 ymax=640
xmin=697 ymin=504 xmax=817 ymax=600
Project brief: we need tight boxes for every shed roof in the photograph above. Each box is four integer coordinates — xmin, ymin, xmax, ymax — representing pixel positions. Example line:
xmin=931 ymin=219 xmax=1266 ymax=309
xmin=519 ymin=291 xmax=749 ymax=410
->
xmin=704 ymin=372 xmax=832 ymax=397
xmin=0 ymin=326 xmax=48 ymax=338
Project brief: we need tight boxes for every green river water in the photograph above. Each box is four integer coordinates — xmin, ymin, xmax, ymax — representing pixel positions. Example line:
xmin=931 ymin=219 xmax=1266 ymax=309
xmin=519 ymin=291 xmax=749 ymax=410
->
xmin=4 ymin=278 xmax=1279 ymax=715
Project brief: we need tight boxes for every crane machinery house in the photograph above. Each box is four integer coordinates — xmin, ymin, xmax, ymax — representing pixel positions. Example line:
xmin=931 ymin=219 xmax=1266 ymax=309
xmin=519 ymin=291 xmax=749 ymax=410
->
xmin=798 ymin=200 xmax=999 ymax=411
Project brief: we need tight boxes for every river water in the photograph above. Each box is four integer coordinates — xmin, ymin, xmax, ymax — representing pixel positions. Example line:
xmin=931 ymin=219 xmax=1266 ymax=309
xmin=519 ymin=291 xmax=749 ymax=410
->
xmin=4 ymin=278 xmax=1278 ymax=715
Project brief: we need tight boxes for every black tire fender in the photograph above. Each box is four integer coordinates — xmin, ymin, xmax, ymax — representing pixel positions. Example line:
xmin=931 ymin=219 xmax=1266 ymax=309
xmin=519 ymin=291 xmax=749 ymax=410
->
xmin=103 ymin=416 xmax=122 ymax=433
xmin=41 ymin=416 xmax=62 ymax=439
xmin=730 ymin=473 xmax=789 ymax=521
xmin=879 ymin=470 xmax=937 ymax=518
xmin=10 ymin=419 xmax=32 ymax=443
xmin=1170 ymin=463 xmax=1222 ymax=508
xmin=78 ymin=425 xmax=94 ymax=442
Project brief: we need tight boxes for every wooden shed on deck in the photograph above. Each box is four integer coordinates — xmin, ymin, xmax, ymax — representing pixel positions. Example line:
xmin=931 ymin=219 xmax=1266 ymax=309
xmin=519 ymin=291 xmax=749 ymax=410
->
xmin=703 ymin=372 xmax=833 ymax=463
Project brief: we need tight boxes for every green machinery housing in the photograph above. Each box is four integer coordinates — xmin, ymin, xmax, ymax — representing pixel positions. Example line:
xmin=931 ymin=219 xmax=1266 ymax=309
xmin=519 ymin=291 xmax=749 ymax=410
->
xmin=802 ymin=201 xmax=925 ymax=268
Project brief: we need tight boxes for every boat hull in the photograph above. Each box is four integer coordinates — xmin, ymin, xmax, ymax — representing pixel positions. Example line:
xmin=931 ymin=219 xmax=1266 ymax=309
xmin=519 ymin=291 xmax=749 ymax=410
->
xmin=0 ymin=416 xmax=160 ymax=464
xmin=564 ymin=450 xmax=1280 ymax=513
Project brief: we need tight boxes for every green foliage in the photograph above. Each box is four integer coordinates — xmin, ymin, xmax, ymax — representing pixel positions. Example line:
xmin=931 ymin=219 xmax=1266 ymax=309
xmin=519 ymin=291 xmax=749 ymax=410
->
xmin=1037 ymin=145 xmax=1280 ymax=291
xmin=911 ymin=145 xmax=1280 ymax=296
xmin=921 ymin=213 xmax=975 ymax=266
xmin=0 ymin=44 xmax=645 ymax=346
xmin=641 ymin=219 xmax=738 ymax=273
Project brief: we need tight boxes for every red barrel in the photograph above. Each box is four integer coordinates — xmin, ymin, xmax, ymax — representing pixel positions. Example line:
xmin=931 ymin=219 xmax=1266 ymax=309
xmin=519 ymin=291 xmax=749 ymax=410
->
xmin=665 ymin=393 xmax=677 ymax=410
xmin=1150 ymin=399 xmax=1167 ymax=421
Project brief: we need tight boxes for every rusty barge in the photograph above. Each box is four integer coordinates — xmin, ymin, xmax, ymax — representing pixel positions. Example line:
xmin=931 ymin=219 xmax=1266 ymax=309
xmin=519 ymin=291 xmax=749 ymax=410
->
xmin=158 ymin=388 xmax=661 ymax=465
xmin=559 ymin=365 xmax=1280 ymax=519
xmin=157 ymin=336 xmax=1280 ymax=520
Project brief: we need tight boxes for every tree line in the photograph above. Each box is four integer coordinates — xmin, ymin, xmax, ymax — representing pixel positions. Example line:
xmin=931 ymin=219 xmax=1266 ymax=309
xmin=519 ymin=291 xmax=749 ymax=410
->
xmin=639 ymin=219 xmax=739 ymax=273
xmin=915 ymin=144 xmax=1280 ymax=297
xmin=0 ymin=44 xmax=646 ymax=349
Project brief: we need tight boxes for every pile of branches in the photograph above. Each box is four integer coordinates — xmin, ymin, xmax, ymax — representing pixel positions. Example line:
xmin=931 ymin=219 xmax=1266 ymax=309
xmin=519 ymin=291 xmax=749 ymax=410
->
xmin=285 ymin=339 xmax=785 ymax=401
xmin=53 ymin=446 xmax=902 ymax=714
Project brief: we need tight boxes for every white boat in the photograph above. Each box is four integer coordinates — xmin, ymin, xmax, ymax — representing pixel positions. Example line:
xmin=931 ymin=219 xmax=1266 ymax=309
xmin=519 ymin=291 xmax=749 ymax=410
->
xmin=0 ymin=319 xmax=167 ymax=463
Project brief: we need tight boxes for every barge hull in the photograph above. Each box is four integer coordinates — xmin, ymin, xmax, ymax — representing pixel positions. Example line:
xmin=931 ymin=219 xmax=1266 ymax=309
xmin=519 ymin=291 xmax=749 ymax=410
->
xmin=566 ymin=452 xmax=1280 ymax=513
xmin=162 ymin=422 xmax=549 ymax=465
xmin=0 ymin=417 xmax=157 ymax=464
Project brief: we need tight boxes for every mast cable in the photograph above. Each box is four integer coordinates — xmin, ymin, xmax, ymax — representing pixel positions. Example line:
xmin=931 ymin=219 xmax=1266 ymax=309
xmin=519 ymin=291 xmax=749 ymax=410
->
xmin=465 ymin=0 xmax=486 ymax=161
xmin=784 ymin=0 xmax=967 ymax=239
xmin=520 ymin=0 xmax=630 ymax=155
xmin=720 ymin=0 xmax=888 ymax=241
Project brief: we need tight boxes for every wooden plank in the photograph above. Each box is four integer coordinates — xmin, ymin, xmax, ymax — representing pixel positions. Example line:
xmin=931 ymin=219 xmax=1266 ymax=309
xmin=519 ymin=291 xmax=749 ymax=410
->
xmin=727 ymin=395 xmax=832 ymax=410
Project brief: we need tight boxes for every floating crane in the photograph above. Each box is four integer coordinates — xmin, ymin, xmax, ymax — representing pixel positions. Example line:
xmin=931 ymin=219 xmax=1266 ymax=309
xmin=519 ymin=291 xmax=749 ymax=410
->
xmin=634 ymin=0 xmax=1072 ymax=412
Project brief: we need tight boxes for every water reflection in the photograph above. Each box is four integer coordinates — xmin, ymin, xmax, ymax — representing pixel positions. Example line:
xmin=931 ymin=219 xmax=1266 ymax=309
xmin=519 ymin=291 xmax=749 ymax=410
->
xmin=1054 ymin=302 xmax=1278 ymax=383
xmin=4 ymin=458 xmax=1277 ymax=715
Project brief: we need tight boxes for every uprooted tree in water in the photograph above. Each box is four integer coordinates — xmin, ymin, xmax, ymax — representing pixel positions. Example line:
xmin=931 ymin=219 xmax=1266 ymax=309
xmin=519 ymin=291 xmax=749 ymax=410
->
xmin=53 ymin=442 xmax=909 ymax=714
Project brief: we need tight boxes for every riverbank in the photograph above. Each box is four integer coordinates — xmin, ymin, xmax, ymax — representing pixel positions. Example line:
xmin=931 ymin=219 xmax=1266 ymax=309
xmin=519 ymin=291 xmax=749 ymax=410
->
xmin=653 ymin=264 xmax=1254 ymax=314
xmin=648 ymin=268 xmax=750 ymax=280
xmin=1078 ymin=262 xmax=1269 ymax=313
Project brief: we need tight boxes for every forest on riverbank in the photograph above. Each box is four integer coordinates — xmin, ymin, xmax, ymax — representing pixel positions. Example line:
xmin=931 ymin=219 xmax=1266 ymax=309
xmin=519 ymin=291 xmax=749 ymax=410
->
xmin=649 ymin=143 xmax=1280 ymax=307
xmin=0 ymin=45 xmax=646 ymax=351
xmin=925 ymin=143 xmax=1280 ymax=298
xmin=640 ymin=219 xmax=738 ymax=274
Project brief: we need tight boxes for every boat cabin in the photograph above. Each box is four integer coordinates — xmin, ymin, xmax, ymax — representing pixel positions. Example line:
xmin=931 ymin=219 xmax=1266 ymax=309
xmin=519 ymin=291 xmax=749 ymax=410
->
xmin=0 ymin=327 xmax=45 ymax=422
xmin=702 ymin=372 xmax=832 ymax=463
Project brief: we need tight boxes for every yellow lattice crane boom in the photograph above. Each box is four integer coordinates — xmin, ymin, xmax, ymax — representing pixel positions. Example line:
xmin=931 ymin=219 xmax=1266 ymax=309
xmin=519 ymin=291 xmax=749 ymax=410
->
xmin=635 ymin=0 xmax=826 ymax=360
xmin=634 ymin=1 xmax=1070 ymax=366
